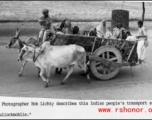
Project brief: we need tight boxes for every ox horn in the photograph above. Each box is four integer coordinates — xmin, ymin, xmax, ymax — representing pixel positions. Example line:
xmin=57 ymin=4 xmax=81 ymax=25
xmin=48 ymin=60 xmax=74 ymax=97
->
xmin=16 ymin=28 xmax=21 ymax=39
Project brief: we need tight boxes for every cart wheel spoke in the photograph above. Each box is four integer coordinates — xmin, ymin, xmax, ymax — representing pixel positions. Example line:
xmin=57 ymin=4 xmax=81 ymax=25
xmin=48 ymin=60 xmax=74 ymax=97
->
xmin=107 ymin=68 xmax=111 ymax=74
xmin=102 ymin=52 xmax=105 ymax=59
xmin=96 ymin=62 xmax=101 ymax=66
xmin=109 ymin=57 xmax=117 ymax=61
xmin=103 ymin=68 xmax=106 ymax=75
xmin=107 ymin=52 xmax=109 ymax=59
xmin=96 ymin=66 xmax=103 ymax=71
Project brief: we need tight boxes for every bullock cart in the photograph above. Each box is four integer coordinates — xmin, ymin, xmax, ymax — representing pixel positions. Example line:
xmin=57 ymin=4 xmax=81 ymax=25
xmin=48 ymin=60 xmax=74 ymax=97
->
xmin=51 ymin=34 xmax=138 ymax=80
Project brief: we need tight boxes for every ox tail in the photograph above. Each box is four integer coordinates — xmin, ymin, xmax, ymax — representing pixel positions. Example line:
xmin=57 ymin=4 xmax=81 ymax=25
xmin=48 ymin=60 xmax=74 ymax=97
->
xmin=83 ymin=63 xmax=90 ymax=83
xmin=79 ymin=56 xmax=90 ymax=79
xmin=86 ymin=64 xmax=90 ymax=75
xmin=79 ymin=64 xmax=90 ymax=76
xmin=75 ymin=45 xmax=90 ymax=82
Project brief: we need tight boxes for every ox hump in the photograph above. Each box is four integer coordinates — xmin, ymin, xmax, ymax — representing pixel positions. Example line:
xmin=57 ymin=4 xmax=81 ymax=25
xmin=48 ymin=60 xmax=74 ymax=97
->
xmin=75 ymin=45 xmax=85 ymax=53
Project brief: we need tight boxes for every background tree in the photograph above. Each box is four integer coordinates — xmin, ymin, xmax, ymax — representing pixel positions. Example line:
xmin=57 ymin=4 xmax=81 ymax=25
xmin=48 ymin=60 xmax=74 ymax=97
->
xmin=142 ymin=2 xmax=145 ymax=22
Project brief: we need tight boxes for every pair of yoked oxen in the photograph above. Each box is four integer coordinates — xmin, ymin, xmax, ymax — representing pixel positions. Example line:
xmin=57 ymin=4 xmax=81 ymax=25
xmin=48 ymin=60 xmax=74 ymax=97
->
xmin=6 ymin=28 xmax=90 ymax=88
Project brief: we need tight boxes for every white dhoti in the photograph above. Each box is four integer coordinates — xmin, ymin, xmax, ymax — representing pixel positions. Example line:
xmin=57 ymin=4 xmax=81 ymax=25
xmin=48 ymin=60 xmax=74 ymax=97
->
xmin=136 ymin=26 xmax=148 ymax=61
xmin=126 ymin=36 xmax=147 ymax=61
xmin=137 ymin=40 xmax=146 ymax=60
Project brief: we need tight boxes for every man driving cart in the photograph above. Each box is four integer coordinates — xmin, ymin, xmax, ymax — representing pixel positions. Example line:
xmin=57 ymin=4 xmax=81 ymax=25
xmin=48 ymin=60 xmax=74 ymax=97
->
xmin=38 ymin=9 xmax=55 ymax=45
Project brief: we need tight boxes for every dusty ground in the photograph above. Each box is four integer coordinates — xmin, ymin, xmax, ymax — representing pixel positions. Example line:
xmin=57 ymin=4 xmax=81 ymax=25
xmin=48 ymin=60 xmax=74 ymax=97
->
xmin=0 ymin=21 xmax=152 ymax=100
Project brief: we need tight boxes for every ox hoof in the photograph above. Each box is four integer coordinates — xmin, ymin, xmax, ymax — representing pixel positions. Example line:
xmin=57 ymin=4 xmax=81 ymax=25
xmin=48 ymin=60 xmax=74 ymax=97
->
xmin=37 ymin=74 xmax=40 ymax=77
xmin=55 ymin=69 xmax=62 ymax=74
xmin=58 ymin=71 xmax=62 ymax=74
xmin=60 ymin=82 xmax=65 ymax=85
xmin=79 ymin=73 xmax=86 ymax=76
xmin=58 ymin=69 xmax=62 ymax=74
xmin=55 ymin=71 xmax=62 ymax=74
xmin=87 ymin=80 xmax=91 ymax=84
xmin=44 ymin=83 xmax=49 ymax=88
xmin=47 ymin=80 xmax=50 ymax=84
xmin=18 ymin=73 xmax=22 ymax=77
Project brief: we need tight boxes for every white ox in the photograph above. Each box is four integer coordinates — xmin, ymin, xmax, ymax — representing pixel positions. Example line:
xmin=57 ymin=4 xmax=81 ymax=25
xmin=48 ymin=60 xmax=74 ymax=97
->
xmin=18 ymin=41 xmax=90 ymax=87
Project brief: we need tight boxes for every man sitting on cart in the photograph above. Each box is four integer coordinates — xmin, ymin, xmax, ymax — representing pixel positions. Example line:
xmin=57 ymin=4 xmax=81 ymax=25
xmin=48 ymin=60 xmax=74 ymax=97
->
xmin=38 ymin=9 xmax=56 ymax=45
xmin=55 ymin=19 xmax=67 ymax=32
xmin=112 ymin=23 xmax=127 ymax=40
xmin=96 ymin=20 xmax=107 ymax=38
xmin=95 ymin=20 xmax=113 ymax=38
xmin=62 ymin=20 xmax=73 ymax=34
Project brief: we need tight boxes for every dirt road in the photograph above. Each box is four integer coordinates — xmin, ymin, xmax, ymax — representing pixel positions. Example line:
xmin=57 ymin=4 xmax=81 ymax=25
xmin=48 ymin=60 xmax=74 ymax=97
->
xmin=0 ymin=30 xmax=152 ymax=99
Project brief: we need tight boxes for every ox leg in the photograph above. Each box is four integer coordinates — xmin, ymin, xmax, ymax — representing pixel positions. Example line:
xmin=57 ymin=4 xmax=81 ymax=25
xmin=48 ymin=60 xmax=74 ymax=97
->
xmin=46 ymin=67 xmax=51 ymax=86
xmin=19 ymin=61 xmax=27 ymax=77
xmin=37 ymin=67 xmax=41 ymax=77
xmin=39 ymin=69 xmax=48 ymax=88
xmin=60 ymin=65 xmax=74 ymax=85
xmin=58 ymin=68 xmax=62 ymax=74
xmin=55 ymin=68 xmax=59 ymax=74
xmin=55 ymin=68 xmax=62 ymax=74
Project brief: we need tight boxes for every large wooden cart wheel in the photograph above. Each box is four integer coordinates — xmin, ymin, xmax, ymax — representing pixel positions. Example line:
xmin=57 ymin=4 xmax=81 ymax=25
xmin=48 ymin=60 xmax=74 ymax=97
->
xmin=90 ymin=46 xmax=122 ymax=80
